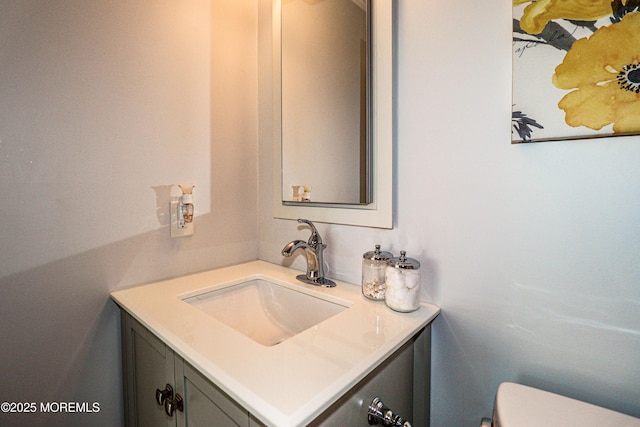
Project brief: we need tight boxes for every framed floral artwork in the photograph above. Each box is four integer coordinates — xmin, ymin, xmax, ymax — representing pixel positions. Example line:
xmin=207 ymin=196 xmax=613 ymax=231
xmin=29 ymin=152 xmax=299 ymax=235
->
xmin=512 ymin=0 xmax=640 ymax=143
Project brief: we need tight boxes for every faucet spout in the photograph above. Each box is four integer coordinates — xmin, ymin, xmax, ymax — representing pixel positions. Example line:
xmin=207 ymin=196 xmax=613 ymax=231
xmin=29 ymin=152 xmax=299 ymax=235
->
xmin=281 ymin=219 xmax=336 ymax=287
xmin=281 ymin=240 xmax=307 ymax=257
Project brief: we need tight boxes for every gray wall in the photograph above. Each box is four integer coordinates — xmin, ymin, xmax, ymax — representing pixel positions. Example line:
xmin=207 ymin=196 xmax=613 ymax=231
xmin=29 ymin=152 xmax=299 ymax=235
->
xmin=258 ymin=0 xmax=640 ymax=425
xmin=0 ymin=1 xmax=257 ymax=426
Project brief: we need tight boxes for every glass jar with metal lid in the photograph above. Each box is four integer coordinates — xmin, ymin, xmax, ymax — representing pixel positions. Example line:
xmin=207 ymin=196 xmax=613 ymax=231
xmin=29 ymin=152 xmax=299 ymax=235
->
xmin=362 ymin=244 xmax=393 ymax=300
xmin=385 ymin=250 xmax=421 ymax=312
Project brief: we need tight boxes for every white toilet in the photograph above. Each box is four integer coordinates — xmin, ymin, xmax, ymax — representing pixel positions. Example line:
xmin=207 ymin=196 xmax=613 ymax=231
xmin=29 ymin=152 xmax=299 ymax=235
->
xmin=484 ymin=382 xmax=640 ymax=427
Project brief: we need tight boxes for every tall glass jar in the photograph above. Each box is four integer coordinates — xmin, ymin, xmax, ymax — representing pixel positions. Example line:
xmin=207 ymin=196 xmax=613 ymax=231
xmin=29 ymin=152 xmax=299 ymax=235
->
xmin=385 ymin=251 xmax=421 ymax=312
xmin=362 ymin=245 xmax=393 ymax=300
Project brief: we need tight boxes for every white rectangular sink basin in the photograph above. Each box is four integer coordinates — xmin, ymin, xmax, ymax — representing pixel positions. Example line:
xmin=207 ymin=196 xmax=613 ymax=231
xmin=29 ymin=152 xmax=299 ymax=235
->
xmin=183 ymin=278 xmax=348 ymax=346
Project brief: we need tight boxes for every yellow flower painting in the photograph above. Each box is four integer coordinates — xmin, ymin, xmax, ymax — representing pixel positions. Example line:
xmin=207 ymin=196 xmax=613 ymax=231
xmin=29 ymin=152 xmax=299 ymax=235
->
xmin=512 ymin=0 xmax=640 ymax=142
xmin=516 ymin=0 xmax=612 ymax=34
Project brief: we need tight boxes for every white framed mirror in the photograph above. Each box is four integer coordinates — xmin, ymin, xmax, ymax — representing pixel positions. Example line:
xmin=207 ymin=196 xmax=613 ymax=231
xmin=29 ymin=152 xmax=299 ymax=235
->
xmin=272 ymin=0 xmax=394 ymax=229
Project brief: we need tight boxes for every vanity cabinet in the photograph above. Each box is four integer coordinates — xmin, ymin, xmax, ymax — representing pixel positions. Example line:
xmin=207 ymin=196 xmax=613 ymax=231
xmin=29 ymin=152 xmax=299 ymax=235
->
xmin=310 ymin=323 xmax=431 ymax=427
xmin=121 ymin=313 xmax=263 ymax=427
xmin=120 ymin=311 xmax=432 ymax=427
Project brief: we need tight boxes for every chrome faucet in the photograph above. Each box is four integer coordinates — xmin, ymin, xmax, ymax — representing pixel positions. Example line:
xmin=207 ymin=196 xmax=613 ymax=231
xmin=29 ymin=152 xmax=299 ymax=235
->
xmin=281 ymin=219 xmax=336 ymax=287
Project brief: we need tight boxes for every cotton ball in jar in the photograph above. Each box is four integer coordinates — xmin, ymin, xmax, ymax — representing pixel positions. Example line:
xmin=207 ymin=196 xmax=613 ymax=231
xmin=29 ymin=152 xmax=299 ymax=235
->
xmin=384 ymin=251 xmax=421 ymax=312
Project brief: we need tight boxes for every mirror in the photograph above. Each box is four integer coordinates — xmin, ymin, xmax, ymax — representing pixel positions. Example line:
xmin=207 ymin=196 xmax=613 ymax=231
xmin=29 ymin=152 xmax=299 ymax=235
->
xmin=281 ymin=0 xmax=369 ymax=205
xmin=273 ymin=0 xmax=393 ymax=228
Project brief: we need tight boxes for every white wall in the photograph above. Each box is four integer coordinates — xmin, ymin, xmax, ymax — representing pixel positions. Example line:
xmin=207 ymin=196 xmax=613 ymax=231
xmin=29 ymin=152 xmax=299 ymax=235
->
xmin=0 ymin=1 xmax=257 ymax=426
xmin=259 ymin=0 xmax=640 ymax=425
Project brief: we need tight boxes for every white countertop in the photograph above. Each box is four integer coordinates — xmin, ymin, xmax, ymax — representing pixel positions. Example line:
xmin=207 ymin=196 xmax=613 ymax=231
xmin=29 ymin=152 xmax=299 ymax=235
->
xmin=110 ymin=260 xmax=440 ymax=427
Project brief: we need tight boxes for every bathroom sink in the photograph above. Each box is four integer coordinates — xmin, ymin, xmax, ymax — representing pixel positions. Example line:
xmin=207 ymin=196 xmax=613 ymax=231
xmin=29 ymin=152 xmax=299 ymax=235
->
xmin=182 ymin=278 xmax=348 ymax=346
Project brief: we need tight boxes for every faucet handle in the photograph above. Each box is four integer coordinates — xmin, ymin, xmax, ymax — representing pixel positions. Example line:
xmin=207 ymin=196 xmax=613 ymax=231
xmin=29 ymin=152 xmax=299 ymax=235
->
xmin=297 ymin=219 xmax=323 ymax=245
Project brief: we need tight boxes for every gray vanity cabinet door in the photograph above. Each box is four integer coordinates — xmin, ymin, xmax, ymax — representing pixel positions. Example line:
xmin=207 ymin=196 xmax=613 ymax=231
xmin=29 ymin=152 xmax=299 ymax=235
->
xmin=175 ymin=357 xmax=250 ymax=427
xmin=121 ymin=313 xmax=175 ymax=427
xmin=121 ymin=311 xmax=253 ymax=427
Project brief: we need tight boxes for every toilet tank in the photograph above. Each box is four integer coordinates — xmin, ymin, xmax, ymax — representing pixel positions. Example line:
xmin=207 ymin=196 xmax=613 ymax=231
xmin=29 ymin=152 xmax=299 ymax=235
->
xmin=492 ymin=382 xmax=640 ymax=427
